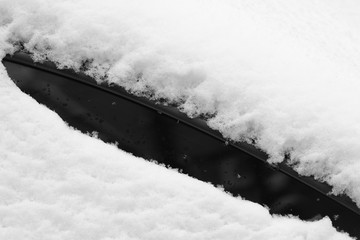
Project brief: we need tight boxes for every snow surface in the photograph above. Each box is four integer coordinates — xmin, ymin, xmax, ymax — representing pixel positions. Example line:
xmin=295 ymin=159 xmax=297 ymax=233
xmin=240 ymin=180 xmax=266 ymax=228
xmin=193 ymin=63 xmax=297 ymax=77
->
xmin=0 ymin=51 xmax=353 ymax=239
xmin=2 ymin=0 xmax=360 ymax=207
xmin=0 ymin=0 xmax=359 ymax=238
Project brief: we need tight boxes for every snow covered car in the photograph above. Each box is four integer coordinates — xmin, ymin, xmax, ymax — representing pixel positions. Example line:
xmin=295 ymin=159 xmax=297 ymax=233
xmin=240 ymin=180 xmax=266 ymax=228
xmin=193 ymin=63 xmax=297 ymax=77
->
xmin=3 ymin=52 xmax=360 ymax=238
xmin=2 ymin=1 xmax=360 ymax=239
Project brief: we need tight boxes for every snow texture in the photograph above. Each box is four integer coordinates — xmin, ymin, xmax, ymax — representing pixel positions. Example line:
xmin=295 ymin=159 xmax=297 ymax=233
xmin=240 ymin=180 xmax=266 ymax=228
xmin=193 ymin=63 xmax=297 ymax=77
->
xmin=0 ymin=53 xmax=352 ymax=239
xmin=2 ymin=0 xmax=358 ymax=207
xmin=0 ymin=0 xmax=358 ymax=238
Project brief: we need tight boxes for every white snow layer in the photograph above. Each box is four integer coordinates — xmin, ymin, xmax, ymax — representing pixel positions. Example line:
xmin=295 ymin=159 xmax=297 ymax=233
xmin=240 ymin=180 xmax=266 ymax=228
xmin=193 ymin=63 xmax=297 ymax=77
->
xmin=3 ymin=0 xmax=359 ymax=208
xmin=0 ymin=51 xmax=353 ymax=240
xmin=0 ymin=0 xmax=358 ymax=238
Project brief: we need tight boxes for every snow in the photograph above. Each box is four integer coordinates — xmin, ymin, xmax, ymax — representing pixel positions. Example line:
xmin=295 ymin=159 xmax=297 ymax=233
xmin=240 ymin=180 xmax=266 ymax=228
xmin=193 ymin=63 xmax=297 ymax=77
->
xmin=0 ymin=57 xmax=352 ymax=239
xmin=0 ymin=0 xmax=359 ymax=238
